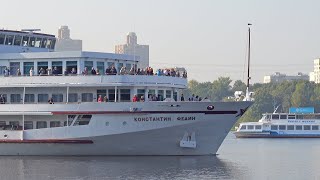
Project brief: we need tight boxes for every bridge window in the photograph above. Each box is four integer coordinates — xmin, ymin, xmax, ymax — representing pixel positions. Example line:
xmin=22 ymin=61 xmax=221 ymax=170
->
xmin=295 ymin=125 xmax=302 ymax=130
xmin=271 ymin=125 xmax=278 ymax=130
xmin=36 ymin=121 xmax=47 ymax=129
xmin=279 ymin=125 xmax=286 ymax=130
xmin=25 ymin=94 xmax=35 ymax=103
xmin=10 ymin=94 xmax=21 ymax=103
xmin=52 ymin=94 xmax=63 ymax=102
xmin=22 ymin=36 xmax=29 ymax=46
xmin=51 ymin=39 xmax=56 ymax=49
xmin=287 ymin=125 xmax=294 ymax=130
xmin=5 ymin=35 xmax=14 ymax=45
xmin=28 ymin=36 xmax=35 ymax=47
xmin=35 ymin=37 xmax=42 ymax=48
xmin=81 ymin=93 xmax=93 ymax=102
xmin=41 ymin=38 xmax=47 ymax=48
xmin=38 ymin=94 xmax=49 ymax=103
xmin=24 ymin=121 xmax=33 ymax=130
xmin=0 ymin=34 xmax=5 ymax=44
xmin=312 ymin=125 xmax=319 ymax=130
xmin=68 ymin=93 xmax=78 ymax=102
xmin=13 ymin=35 xmax=22 ymax=46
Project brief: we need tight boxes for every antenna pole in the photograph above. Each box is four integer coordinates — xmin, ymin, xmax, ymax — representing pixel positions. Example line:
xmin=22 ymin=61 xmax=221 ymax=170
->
xmin=247 ymin=24 xmax=251 ymax=88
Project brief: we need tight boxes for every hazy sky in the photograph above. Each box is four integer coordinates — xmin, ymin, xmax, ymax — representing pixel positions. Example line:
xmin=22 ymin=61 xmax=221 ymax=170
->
xmin=1 ymin=0 xmax=320 ymax=83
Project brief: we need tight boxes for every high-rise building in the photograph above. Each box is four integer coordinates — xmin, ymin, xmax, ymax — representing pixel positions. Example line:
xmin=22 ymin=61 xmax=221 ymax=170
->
xmin=55 ymin=26 xmax=82 ymax=51
xmin=263 ymin=72 xmax=309 ymax=83
xmin=313 ymin=58 xmax=320 ymax=83
xmin=115 ymin=32 xmax=149 ymax=69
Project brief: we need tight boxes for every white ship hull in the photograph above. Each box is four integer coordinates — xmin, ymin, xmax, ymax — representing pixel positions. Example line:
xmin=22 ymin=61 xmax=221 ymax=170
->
xmin=0 ymin=101 xmax=252 ymax=155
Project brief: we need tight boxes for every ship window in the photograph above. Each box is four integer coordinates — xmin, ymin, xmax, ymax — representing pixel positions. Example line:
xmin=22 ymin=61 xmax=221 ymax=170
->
xmin=10 ymin=62 xmax=20 ymax=76
xmin=279 ymin=125 xmax=286 ymax=130
xmin=9 ymin=121 xmax=19 ymax=126
xmin=280 ymin=115 xmax=287 ymax=119
xmin=73 ymin=115 xmax=91 ymax=126
xmin=52 ymin=94 xmax=63 ymax=102
xmin=35 ymin=37 xmax=42 ymax=48
xmin=288 ymin=115 xmax=296 ymax=119
xmin=255 ymin=125 xmax=262 ymax=129
xmin=41 ymin=38 xmax=47 ymax=48
xmin=52 ymin=61 xmax=63 ymax=74
xmin=0 ymin=34 xmax=5 ymax=44
xmin=312 ymin=125 xmax=319 ymax=130
xmin=36 ymin=121 xmax=47 ymax=129
xmin=0 ymin=121 xmax=6 ymax=127
xmin=13 ymin=35 xmax=22 ymax=46
xmin=50 ymin=121 xmax=61 ymax=128
xmin=25 ymin=94 xmax=35 ymax=103
xmin=66 ymin=61 xmax=77 ymax=74
xmin=22 ymin=36 xmax=29 ymax=46
xmin=46 ymin=38 xmax=52 ymax=49
xmin=38 ymin=94 xmax=49 ymax=103
xmin=287 ymin=125 xmax=294 ymax=130
xmin=107 ymin=62 xmax=114 ymax=69
xmin=81 ymin=93 xmax=93 ymax=102
xmin=266 ymin=115 xmax=271 ymax=120
xmin=38 ymin=62 xmax=48 ymax=75
xmin=5 ymin=35 xmax=14 ymax=45
xmin=28 ymin=36 xmax=35 ymax=47
xmin=126 ymin=64 xmax=131 ymax=71
xmin=166 ymin=90 xmax=172 ymax=99
xmin=173 ymin=92 xmax=178 ymax=101
xmin=148 ymin=89 xmax=156 ymax=100
xmin=271 ymin=114 xmax=279 ymax=120
xmin=68 ymin=93 xmax=78 ymax=102
xmin=97 ymin=90 xmax=106 ymax=102
xmin=158 ymin=90 xmax=164 ymax=101
xmin=137 ymin=89 xmax=145 ymax=101
xmin=296 ymin=115 xmax=303 ymax=119
xmin=271 ymin=125 xmax=278 ymax=130
xmin=117 ymin=63 xmax=123 ymax=73
xmin=296 ymin=125 xmax=302 ymax=130
xmin=315 ymin=115 xmax=320 ymax=119
xmin=247 ymin=125 xmax=254 ymax=130
xmin=303 ymin=125 xmax=311 ymax=130
xmin=50 ymin=39 xmax=56 ymax=49
xmin=97 ymin=61 xmax=104 ymax=75
xmin=84 ymin=61 xmax=93 ymax=71
xmin=120 ymin=89 xmax=131 ymax=102
xmin=24 ymin=121 xmax=33 ymax=130
xmin=23 ymin=62 xmax=34 ymax=75
xmin=240 ymin=125 xmax=246 ymax=130
xmin=108 ymin=89 xmax=115 ymax=101
xmin=10 ymin=94 xmax=21 ymax=103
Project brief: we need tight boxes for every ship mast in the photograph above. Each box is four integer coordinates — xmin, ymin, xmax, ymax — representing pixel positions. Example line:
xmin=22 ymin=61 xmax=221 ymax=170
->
xmin=244 ymin=23 xmax=252 ymax=101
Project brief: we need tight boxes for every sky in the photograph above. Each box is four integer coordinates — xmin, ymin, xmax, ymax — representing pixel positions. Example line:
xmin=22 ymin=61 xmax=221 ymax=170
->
xmin=1 ymin=0 xmax=320 ymax=83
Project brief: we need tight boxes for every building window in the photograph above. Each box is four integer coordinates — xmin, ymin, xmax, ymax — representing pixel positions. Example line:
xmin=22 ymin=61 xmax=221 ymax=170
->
xmin=120 ymin=89 xmax=131 ymax=102
xmin=10 ymin=62 xmax=20 ymax=76
xmin=23 ymin=62 xmax=34 ymax=75
xmin=13 ymin=35 xmax=22 ymax=46
xmin=97 ymin=61 xmax=104 ymax=75
xmin=66 ymin=61 xmax=77 ymax=74
xmin=52 ymin=94 xmax=63 ymax=102
xmin=24 ymin=121 xmax=33 ymax=130
xmin=25 ymin=94 xmax=35 ymax=103
xmin=38 ymin=62 xmax=48 ymax=75
xmin=81 ymin=93 xmax=93 ymax=102
xmin=84 ymin=61 xmax=93 ymax=71
xmin=50 ymin=121 xmax=61 ymax=127
xmin=36 ymin=121 xmax=47 ymax=129
xmin=52 ymin=61 xmax=63 ymax=74
xmin=38 ymin=94 xmax=49 ymax=103
xmin=68 ymin=93 xmax=78 ymax=102
xmin=108 ymin=89 xmax=115 ymax=101
xmin=10 ymin=94 xmax=21 ymax=103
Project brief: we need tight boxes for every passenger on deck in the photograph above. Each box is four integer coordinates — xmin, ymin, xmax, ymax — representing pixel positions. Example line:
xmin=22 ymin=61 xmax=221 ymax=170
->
xmin=140 ymin=95 xmax=145 ymax=102
xmin=132 ymin=94 xmax=138 ymax=102
xmin=96 ymin=69 xmax=100 ymax=75
xmin=110 ymin=66 xmax=117 ymax=75
xmin=39 ymin=67 xmax=46 ymax=76
xmin=0 ymin=95 xmax=5 ymax=104
xmin=17 ymin=69 xmax=21 ymax=76
xmin=52 ymin=66 xmax=59 ymax=75
xmin=82 ymin=67 xmax=88 ymax=75
xmin=97 ymin=95 xmax=103 ymax=102
xmin=103 ymin=96 xmax=108 ymax=102
xmin=29 ymin=67 xmax=34 ymax=76
xmin=91 ymin=67 xmax=96 ymax=75
xmin=71 ymin=68 xmax=77 ymax=74
xmin=181 ymin=94 xmax=185 ymax=101
xmin=48 ymin=97 xmax=54 ymax=104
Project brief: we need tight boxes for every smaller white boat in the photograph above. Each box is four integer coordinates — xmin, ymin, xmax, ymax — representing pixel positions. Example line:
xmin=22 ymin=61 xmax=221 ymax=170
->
xmin=235 ymin=107 xmax=320 ymax=138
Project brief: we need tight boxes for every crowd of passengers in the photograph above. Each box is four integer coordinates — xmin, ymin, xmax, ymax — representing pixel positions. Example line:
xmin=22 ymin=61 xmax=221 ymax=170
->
xmin=2 ymin=65 xmax=187 ymax=78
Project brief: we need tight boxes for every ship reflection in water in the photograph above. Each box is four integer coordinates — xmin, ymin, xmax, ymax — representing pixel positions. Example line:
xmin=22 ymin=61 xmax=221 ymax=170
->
xmin=0 ymin=156 xmax=244 ymax=180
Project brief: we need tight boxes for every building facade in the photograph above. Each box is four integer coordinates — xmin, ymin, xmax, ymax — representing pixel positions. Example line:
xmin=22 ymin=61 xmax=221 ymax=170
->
xmin=55 ymin=26 xmax=82 ymax=52
xmin=313 ymin=59 xmax=320 ymax=83
xmin=115 ymin=32 xmax=149 ymax=69
xmin=263 ymin=72 xmax=309 ymax=83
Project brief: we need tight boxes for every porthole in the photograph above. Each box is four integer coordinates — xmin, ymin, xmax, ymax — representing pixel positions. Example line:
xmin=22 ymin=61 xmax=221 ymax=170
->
xmin=105 ymin=122 xmax=109 ymax=126
xmin=123 ymin=121 xmax=127 ymax=126
xmin=207 ymin=105 xmax=214 ymax=110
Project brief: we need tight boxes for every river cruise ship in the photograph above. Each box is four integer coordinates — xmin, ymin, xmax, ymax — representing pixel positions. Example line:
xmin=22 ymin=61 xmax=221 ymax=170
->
xmin=0 ymin=29 xmax=252 ymax=155
xmin=235 ymin=111 xmax=320 ymax=138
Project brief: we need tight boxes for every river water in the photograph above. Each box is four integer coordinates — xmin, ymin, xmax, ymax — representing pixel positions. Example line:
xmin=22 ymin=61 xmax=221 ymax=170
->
xmin=1 ymin=133 xmax=320 ymax=180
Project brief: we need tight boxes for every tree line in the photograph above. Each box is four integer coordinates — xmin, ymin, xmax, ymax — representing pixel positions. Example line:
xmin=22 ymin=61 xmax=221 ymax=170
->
xmin=184 ymin=77 xmax=320 ymax=126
